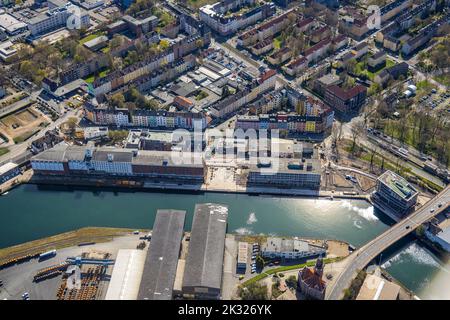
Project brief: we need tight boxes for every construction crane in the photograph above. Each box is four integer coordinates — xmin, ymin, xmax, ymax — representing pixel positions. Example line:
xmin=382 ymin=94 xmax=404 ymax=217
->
xmin=65 ymin=257 xmax=115 ymax=266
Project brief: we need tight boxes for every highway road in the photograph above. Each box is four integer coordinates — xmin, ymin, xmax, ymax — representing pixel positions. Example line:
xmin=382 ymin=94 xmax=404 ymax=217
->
xmin=326 ymin=184 xmax=450 ymax=300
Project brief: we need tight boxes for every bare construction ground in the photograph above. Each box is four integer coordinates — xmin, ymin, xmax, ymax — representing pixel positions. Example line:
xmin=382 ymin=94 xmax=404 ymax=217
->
xmin=0 ymin=107 xmax=50 ymax=142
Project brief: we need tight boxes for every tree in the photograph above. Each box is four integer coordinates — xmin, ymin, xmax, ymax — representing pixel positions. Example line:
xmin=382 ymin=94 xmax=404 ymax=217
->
xmin=285 ymin=275 xmax=297 ymax=290
xmin=110 ymin=93 xmax=125 ymax=109
xmin=415 ymin=224 xmax=426 ymax=237
xmin=350 ymin=121 xmax=364 ymax=154
xmin=238 ymin=282 xmax=268 ymax=300
xmin=159 ymin=39 xmax=170 ymax=51
xmin=255 ymin=255 xmax=265 ymax=269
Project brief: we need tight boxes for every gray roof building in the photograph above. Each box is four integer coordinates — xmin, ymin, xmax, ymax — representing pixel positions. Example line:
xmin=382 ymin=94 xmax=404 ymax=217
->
xmin=182 ymin=203 xmax=228 ymax=299
xmin=138 ymin=209 xmax=186 ymax=300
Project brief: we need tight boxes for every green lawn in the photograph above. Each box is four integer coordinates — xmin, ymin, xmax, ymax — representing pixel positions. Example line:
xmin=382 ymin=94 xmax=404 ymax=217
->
xmin=433 ymin=73 xmax=450 ymax=87
xmin=242 ymin=258 xmax=338 ymax=287
xmin=79 ymin=32 xmax=106 ymax=45
xmin=356 ymin=59 xmax=396 ymax=81
xmin=83 ymin=67 xmax=111 ymax=84
xmin=13 ymin=130 xmax=38 ymax=144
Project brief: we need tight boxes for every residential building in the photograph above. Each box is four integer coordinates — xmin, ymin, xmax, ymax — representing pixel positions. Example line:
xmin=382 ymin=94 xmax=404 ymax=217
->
xmin=200 ymin=0 xmax=276 ymax=36
xmin=323 ymin=84 xmax=367 ymax=115
xmin=374 ymin=62 xmax=408 ymax=86
xmin=368 ymin=50 xmax=386 ymax=72
xmin=182 ymin=203 xmax=228 ymax=300
xmin=380 ymin=0 xmax=412 ymax=23
xmin=351 ymin=42 xmax=368 ymax=60
xmin=208 ymin=69 xmax=276 ymax=118
xmin=267 ymin=47 xmax=292 ymax=66
xmin=84 ymin=103 xmax=207 ymax=130
xmin=283 ymin=56 xmax=307 ymax=76
xmin=237 ymin=8 xmax=296 ymax=47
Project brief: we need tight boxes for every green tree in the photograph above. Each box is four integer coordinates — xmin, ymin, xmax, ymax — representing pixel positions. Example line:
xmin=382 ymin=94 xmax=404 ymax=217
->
xmin=238 ymin=282 xmax=268 ymax=300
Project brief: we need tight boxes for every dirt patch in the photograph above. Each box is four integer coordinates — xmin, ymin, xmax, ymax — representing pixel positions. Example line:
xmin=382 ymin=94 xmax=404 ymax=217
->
xmin=327 ymin=240 xmax=350 ymax=258
xmin=333 ymin=173 xmax=353 ymax=188
xmin=0 ymin=106 xmax=49 ymax=141
xmin=354 ymin=174 xmax=376 ymax=192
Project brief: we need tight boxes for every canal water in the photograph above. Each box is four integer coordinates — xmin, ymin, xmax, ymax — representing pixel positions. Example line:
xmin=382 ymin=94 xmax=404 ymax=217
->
xmin=0 ymin=184 xmax=448 ymax=299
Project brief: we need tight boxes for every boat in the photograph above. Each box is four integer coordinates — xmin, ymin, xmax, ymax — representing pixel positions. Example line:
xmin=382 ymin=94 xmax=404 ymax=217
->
xmin=1 ymin=192 xmax=8 ymax=196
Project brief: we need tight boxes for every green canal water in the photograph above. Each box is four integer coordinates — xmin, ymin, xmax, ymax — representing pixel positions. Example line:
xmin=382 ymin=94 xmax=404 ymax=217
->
xmin=0 ymin=184 xmax=449 ymax=299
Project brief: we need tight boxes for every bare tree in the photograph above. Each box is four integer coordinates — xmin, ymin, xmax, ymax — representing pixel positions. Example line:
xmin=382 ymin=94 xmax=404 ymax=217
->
xmin=350 ymin=121 xmax=364 ymax=154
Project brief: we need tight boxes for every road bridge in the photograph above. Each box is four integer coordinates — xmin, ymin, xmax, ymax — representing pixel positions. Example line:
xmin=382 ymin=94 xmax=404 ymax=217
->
xmin=326 ymin=185 xmax=450 ymax=300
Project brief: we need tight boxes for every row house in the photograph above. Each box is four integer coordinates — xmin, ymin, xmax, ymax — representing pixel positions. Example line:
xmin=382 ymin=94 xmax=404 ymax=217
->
xmin=309 ymin=26 xmax=331 ymax=44
xmin=200 ymin=1 xmax=275 ymax=36
xmin=209 ymin=69 xmax=276 ymax=118
xmin=237 ymin=8 xmax=296 ymax=47
xmin=250 ymin=37 xmax=273 ymax=56
xmin=267 ymin=47 xmax=292 ymax=66
xmin=84 ymin=103 xmax=207 ymax=130
xmin=283 ymin=56 xmax=307 ymax=76
xmin=303 ymin=37 xmax=332 ymax=64
xmin=92 ymin=51 xmax=175 ymax=96
xmin=295 ymin=17 xmax=315 ymax=33
xmin=380 ymin=0 xmax=412 ymax=23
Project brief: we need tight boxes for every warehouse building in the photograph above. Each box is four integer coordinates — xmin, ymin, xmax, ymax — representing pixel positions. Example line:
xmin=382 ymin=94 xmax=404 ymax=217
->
xmin=31 ymin=144 xmax=205 ymax=182
xmin=138 ymin=209 xmax=186 ymax=300
xmin=0 ymin=162 xmax=20 ymax=184
xmin=182 ymin=203 xmax=228 ymax=299
xmin=105 ymin=249 xmax=147 ymax=300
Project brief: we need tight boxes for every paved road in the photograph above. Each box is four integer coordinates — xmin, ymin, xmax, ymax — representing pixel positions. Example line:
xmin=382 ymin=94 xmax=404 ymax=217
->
xmin=326 ymin=185 xmax=450 ymax=300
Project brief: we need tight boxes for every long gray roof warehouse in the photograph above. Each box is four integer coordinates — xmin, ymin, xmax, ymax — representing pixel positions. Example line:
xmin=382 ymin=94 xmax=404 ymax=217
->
xmin=182 ymin=203 xmax=228 ymax=299
xmin=138 ymin=209 xmax=186 ymax=300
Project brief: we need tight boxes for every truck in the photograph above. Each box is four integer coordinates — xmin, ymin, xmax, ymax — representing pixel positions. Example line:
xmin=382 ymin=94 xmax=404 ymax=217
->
xmin=39 ymin=250 xmax=56 ymax=261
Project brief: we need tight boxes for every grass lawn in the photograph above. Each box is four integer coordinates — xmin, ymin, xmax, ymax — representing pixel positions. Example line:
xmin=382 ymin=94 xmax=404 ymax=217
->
xmin=357 ymin=59 xmax=396 ymax=81
xmin=83 ymin=67 xmax=111 ymax=84
xmin=13 ymin=130 xmax=38 ymax=144
xmin=79 ymin=32 xmax=105 ymax=45
xmin=0 ymin=147 xmax=9 ymax=156
xmin=433 ymin=73 xmax=450 ymax=87
xmin=242 ymin=258 xmax=338 ymax=287
xmin=195 ymin=90 xmax=209 ymax=101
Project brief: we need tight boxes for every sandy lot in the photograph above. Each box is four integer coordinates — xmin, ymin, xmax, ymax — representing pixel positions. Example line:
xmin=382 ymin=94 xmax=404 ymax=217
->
xmin=0 ymin=107 xmax=50 ymax=141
